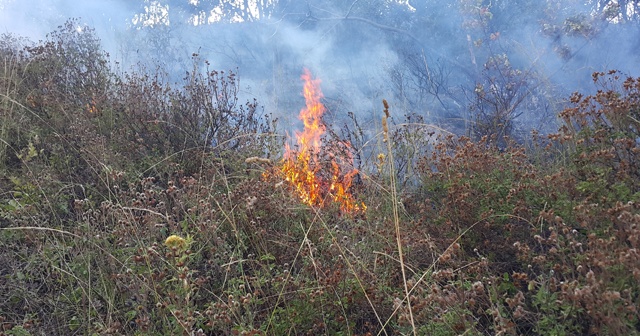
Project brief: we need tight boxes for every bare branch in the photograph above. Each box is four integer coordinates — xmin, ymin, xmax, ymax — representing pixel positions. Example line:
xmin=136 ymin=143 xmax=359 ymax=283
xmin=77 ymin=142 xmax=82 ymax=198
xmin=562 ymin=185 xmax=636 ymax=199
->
xmin=345 ymin=0 xmax=359 ymax=18
xmin=316 ymin=15 xmax=421 ymax=44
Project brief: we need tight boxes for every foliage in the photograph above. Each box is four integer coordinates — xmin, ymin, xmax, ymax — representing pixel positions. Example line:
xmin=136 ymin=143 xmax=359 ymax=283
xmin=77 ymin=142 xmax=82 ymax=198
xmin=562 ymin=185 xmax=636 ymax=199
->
xmin=1 ymin=20 xmax=640 ymax=335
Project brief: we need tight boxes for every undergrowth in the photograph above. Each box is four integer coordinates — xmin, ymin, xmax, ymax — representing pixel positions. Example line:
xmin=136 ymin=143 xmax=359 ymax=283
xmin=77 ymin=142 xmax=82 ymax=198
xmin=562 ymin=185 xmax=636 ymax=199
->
xmin=1 ymin=21 xmax=639 ymax=335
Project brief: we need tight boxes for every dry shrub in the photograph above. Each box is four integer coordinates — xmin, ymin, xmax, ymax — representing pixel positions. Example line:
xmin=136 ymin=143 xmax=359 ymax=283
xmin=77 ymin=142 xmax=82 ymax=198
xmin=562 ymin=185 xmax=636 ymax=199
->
xmin=2 ymin=17 xmax=640 ymax=334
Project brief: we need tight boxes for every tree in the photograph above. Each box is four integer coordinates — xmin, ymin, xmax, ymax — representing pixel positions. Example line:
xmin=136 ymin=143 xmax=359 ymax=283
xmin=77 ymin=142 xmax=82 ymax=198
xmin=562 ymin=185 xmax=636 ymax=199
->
xmin=116 ymin=0 xmax=639 ymax=144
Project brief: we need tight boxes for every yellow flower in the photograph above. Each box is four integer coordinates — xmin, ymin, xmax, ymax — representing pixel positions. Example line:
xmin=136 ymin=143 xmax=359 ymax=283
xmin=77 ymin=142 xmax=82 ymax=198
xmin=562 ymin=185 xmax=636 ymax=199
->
xmin=165 ymin=235 xmax=186 ymax=249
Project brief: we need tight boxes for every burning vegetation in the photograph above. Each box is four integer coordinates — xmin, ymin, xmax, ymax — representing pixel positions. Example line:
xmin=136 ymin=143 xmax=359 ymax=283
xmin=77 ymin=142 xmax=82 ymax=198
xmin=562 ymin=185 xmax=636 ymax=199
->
xmin=278 ymin=69 xmax=365 ymax=213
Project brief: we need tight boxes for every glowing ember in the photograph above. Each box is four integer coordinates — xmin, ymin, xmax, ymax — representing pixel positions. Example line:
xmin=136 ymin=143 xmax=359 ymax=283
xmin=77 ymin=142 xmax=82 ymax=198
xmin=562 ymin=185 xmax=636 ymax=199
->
xmin=281 ymin=69 xmax=365 ymax=213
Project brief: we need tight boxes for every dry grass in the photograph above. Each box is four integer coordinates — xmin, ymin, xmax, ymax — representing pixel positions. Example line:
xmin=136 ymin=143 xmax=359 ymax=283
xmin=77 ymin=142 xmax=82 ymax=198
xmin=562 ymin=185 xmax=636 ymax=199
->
xmin=1 ymin=22 xmax=640 ymax=336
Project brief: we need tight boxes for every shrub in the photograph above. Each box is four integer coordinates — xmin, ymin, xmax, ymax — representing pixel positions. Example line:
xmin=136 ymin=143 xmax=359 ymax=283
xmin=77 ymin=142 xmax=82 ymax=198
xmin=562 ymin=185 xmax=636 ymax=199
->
xmin=1 ymin=18 xmax=640 ymax=334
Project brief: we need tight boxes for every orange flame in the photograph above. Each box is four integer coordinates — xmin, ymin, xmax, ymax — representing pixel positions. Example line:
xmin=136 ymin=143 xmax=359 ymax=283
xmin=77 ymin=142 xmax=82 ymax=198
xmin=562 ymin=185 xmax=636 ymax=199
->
xmin=281 ymin=69 xmax=365 ymax=213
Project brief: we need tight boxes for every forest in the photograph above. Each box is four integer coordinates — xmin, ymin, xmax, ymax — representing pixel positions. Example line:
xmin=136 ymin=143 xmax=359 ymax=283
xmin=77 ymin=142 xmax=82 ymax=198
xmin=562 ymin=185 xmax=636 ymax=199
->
xmin=1 ymin=0 xmax=640 ymax=335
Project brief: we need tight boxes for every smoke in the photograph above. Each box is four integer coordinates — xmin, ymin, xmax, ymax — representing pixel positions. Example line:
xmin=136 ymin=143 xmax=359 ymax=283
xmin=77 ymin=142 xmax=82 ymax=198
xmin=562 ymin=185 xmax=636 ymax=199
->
xmin=1 ymin=0 xmax=639 ymax=137
xmin=0 ymin=0 xmax=132 ymax=51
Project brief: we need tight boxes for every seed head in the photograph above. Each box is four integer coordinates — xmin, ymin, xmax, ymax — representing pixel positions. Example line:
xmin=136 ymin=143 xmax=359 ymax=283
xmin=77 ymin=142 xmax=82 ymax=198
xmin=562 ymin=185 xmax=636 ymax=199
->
xmin=165 ymin=234 xmax=186 ymax=249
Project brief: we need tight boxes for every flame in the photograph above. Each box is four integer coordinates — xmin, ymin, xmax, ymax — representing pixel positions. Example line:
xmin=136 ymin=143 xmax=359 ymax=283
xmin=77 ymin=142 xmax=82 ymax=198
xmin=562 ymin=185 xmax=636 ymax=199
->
xmin=281 ymin=69 xmax=365 ymax=213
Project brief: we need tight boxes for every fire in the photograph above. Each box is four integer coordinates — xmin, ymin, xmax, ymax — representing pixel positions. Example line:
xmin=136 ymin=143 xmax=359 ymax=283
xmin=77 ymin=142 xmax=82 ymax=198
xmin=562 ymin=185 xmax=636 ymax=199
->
xmin=280 ymin=69 xmax=365 ymax=213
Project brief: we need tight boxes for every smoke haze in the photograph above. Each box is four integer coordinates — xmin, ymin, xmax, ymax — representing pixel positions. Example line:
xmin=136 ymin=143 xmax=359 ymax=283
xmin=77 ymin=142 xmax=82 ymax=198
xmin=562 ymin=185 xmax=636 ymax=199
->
xmin=2 ymin=0 xmax=639 ymax=137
